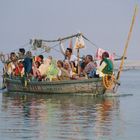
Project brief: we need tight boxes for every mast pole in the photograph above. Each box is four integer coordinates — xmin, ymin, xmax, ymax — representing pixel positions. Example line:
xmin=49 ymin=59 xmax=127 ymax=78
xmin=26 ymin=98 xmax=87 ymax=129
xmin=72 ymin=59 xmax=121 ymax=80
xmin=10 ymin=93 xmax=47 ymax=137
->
xmin=116 ymin=5 xmax=138 ymax=80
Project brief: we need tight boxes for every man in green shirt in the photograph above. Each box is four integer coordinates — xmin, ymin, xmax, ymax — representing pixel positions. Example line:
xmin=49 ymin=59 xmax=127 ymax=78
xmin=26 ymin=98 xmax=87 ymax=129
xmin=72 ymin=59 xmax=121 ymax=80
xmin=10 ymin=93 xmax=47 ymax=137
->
xmin=96 ymin=51 xmax=113 ymax=77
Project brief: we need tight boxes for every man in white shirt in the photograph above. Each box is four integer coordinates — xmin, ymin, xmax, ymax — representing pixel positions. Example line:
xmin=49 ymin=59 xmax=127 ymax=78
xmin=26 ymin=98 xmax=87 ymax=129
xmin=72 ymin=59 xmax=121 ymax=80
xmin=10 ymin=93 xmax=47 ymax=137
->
xmin=65 ymin=48 xmax=77 ymax=62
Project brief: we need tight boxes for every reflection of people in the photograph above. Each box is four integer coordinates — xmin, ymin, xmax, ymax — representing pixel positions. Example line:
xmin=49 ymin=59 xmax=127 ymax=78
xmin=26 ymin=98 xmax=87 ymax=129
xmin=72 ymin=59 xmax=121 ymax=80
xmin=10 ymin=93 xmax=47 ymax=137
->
xmin=94 ymin=97 xmax=119 ymax=138
xmin=1 ymin=92 xmax=120 ymax=139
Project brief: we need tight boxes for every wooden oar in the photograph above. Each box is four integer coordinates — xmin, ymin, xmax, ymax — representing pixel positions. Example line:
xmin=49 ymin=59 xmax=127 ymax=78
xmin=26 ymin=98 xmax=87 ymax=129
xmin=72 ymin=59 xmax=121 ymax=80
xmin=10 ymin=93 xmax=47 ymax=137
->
xmin=116 ymin=5 xmax=138 ymax=81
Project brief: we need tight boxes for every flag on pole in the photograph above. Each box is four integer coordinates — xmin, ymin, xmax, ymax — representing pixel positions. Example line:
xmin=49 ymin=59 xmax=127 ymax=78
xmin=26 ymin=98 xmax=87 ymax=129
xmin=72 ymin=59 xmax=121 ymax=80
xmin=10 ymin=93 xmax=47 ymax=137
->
xmin=68 ymin=38 xmax=73 ymax=49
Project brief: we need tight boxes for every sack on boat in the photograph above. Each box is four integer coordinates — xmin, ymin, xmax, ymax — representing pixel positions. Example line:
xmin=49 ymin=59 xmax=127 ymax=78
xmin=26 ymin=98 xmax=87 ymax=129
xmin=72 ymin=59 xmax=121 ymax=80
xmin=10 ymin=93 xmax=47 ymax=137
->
xmin=74 ymin=36 xmax=85 ymax=49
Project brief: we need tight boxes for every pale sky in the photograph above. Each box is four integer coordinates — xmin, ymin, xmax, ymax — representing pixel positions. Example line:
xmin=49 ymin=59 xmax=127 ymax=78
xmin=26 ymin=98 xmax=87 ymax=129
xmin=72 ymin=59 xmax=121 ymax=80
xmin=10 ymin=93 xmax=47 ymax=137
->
xmin=0 ymin=0 xmax=140 ymax=60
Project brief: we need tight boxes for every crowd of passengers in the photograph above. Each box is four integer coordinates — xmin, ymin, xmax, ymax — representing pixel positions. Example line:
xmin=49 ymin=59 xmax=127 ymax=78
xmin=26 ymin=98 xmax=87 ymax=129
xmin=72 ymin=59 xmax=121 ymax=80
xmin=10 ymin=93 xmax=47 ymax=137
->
xmin=4 ymin=47 xmax=114 ymax=81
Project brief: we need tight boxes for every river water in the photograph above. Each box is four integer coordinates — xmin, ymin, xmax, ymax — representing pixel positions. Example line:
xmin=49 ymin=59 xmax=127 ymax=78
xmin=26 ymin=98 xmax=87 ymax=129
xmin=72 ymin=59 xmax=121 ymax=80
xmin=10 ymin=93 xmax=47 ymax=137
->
xmin=0 ymin=70 xmax=140 ymax=140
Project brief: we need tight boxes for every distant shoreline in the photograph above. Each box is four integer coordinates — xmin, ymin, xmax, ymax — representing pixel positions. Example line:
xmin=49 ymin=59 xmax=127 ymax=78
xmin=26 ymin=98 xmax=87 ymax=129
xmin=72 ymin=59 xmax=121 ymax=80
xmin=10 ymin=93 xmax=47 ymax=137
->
xmin=114 ymin=60 xmax=140 ymax=70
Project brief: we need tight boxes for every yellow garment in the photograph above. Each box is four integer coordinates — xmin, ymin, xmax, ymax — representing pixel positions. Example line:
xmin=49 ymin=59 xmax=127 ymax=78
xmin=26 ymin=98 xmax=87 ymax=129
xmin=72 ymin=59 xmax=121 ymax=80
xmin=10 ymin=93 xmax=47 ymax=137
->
xmin=7 ymin=62 xmax=16 ymax=75
xmin=58 ymin=68 xmax=70 ymax=80
xmin=38 ymin=58 xmax=51 ymax=76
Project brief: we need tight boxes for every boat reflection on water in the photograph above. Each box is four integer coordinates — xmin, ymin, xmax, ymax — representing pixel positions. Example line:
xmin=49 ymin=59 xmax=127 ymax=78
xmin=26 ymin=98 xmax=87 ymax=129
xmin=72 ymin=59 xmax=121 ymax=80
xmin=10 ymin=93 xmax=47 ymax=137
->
xmin=1 ymin=92 xmax=122 ymax=140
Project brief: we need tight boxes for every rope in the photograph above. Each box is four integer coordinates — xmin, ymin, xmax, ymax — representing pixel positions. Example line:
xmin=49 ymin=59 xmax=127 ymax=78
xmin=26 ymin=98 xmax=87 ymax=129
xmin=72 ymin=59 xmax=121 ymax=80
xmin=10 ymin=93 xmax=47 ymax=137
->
xmin=82 ymin=35 xmax=98 ymax=49
xmin=40 ymin=43 xmax=61 ymax=54
xmin=31 ymin=33 xmax=124 ymax=60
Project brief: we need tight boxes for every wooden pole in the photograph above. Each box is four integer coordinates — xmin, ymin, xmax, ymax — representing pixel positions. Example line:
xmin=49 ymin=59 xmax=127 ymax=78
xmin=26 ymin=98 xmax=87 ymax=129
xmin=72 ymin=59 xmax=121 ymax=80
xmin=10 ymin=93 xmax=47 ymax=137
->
xmin=42 ymin=33 xmax=82 ymax=43
xmin=116 ymin=5 xmax=138 ymax=80
xmin=77 ymin=48 xmax=80 ymax=74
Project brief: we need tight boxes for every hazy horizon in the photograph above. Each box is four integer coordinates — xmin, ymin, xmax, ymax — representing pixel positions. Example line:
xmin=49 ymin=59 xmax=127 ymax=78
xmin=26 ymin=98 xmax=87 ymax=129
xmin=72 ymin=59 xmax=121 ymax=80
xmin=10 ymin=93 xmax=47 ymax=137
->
xmin=0 ymin=0 xmax=140 ymax=60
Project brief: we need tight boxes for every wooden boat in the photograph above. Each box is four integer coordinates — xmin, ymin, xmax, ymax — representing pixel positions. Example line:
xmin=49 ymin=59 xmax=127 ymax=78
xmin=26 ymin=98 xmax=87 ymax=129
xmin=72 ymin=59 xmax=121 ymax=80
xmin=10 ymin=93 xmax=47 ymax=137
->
xmin=1 ymin=6 xmax=138 ymax=95
xmin=5 ymin=77 xmax=106 ymax=95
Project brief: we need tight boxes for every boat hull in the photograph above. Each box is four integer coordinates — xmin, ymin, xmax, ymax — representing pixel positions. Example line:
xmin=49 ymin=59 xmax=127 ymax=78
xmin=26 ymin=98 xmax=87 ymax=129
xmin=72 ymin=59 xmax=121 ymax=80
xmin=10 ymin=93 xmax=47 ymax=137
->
xmin=5 ymin=78 xmax=106 ymax=95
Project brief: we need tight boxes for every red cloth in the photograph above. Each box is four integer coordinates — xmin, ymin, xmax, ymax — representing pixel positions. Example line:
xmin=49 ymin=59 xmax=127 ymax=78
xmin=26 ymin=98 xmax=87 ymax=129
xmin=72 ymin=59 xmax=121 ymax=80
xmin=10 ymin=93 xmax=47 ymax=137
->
xmin=95 ymin=48 xmax=115 ymax=61
xmin=35 ymin=56 xmax=42 ymax=63
xmin=14 ymin=64 xmax=24 ymax=76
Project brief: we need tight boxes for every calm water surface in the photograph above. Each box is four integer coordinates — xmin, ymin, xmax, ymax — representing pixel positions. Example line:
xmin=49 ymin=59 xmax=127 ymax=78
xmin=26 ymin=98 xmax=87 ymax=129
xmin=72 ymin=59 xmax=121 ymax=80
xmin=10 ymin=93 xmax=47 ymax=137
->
xmin=0 ymin=70 xmax=140 ymax=140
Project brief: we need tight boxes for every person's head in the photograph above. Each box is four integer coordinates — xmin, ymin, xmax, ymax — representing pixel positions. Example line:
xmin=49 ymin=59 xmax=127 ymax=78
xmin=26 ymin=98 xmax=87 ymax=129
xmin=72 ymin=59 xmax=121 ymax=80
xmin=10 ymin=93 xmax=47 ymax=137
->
xmin=19 ymin=48 xmax=25 ymax=55
xmin=63 ymin=60 xmax=71 ymax=70
xmin=102 ymin=52 xmax=109 ymax=59
xmin=85 ymin=55 xmax=93 ymax=64
xmin=48 ymin=55 xmax=52 ymax=60
xmin=38 ymin=55 xmax=44 ymax=62
xmin=10 ymin=52 xmax=17 ymax=61
xmin=65 ymin=48 xmax=72 ymax=56
xmin=57 ymin=60 xmax=63 ymax=68
xmin=26 ymin=51 xmax=32 ymax=57
xmin=35 ymin=61 xmax=41 ymax=68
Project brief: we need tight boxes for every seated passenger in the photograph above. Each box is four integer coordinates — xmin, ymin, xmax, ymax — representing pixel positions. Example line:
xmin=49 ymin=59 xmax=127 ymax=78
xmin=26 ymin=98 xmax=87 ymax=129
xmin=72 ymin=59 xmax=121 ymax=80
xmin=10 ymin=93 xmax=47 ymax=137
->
xmin=38 ymin=57 xmax=51 ymax=77
xmin=82 ymin=55 xmax=97 ymax=76
xmin=32 ymin=61 xmax=42 ymax=80
xmin=35 ymin=55 xmax=44 ymax=64
xmin=63 ymin=60 xmax=73 ymax=78
xmin=88 ymin=52 xmax=114 ymax=78
xmin=96 ymin=51 xmax=114 ymax=77
xmin=57 ymin=60 xmax=70 ymax=80
xmin=46 ymin=58 xmax=59 ymax=81
xmin=14 ymin=61 xmax=24 ymax=77
xmin=6 ymin=52 xmax=17 ymax=76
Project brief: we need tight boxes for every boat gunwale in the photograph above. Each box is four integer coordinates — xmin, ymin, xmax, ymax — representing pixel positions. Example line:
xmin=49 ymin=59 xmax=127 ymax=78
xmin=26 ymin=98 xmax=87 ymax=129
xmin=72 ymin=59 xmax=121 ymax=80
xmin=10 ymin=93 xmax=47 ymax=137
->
xmin=5 ymin=77 xmax=103 ymax=85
